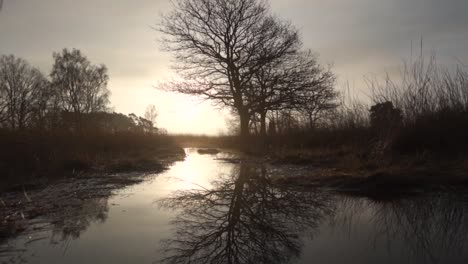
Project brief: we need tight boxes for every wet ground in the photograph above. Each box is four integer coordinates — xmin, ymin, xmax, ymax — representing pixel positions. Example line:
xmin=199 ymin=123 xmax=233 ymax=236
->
xmin=2 ymin=148 xmax=468 ymax=263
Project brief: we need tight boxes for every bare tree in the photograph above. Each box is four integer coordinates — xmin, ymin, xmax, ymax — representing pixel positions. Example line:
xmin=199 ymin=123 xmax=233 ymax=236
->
xmin=293 ymin=54 xmax=337 ymax=129
xmin=249 ymin=50 xmax=336 ymax=135
xmin=159 ymin=0 xmax=299 ymax=138
xmin=144 ymin=104 xmax=158 ymax=126
xmin=269 ymin=109 xmax=300 ymax=135
xmin=0 ymin=55 xmax=49 ymax=130
xmin=51 ymin=48 xmax=110 ymax=114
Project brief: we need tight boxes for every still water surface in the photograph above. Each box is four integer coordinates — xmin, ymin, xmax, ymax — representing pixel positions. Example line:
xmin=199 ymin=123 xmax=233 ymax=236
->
xmin=2 ymin=148 xmax=468 ymax=263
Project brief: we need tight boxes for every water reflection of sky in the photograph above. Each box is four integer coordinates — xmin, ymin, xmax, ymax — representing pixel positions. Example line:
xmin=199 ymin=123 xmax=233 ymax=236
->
xmin=2 ymin=149 xmax=468 ymax=264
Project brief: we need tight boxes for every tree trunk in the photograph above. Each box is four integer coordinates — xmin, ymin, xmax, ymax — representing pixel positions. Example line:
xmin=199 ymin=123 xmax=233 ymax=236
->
xmin=268 ymin=119 xmax=276 ymax=135
xmin=308 ymin=114 xmax=314 ymax=130
xmin=260 ymin=111 xmax=267 ymax=138
xmin=239 ymin=108 xmax=250 ymax=139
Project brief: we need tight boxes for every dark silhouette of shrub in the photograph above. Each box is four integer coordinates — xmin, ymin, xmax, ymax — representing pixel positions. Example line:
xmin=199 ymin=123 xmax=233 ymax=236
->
xmin=370 ymin=102 xmax=402 ymax=132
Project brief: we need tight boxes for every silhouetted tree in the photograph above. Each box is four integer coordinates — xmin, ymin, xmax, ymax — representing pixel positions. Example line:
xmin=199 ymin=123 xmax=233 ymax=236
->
xmin=159 ymin=0 xmax=299 ymax=138
xmin=270 ymin=110 xmax=300 ymax=135
xmin=51 ymin=48 xmax=110 ymax=114
xmin=144 ymin=104 xmax=158 ymax=126
xmin=59 ymin=111 xmax=141 ymax=133
xmin=128 ymin=113 xmax=157 ymax=133
xmin=294 ymin=58 xmax=337 ymax=129
xmin=249 ymin=51 xmax=336 ymax=135
xmin=138 ymin=116 xmax=156 ymax=133
xmin=0 ymin=55 xmax=49 ymax=130
xmin=267 ymin=118 xmax=276 ymax=135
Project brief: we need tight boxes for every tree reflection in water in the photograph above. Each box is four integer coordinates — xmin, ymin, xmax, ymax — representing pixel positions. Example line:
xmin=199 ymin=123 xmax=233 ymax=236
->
xmin=49 ymin=197 xmax=109 ymax=242
xmin=158 ymin=164 xmax=335 ymax=264
xmin=379 ymin=193 xmax=468 ymax=263
xmin=335 ymin=193 xmax=468 ymax=264
xmin=0 ymin=197 xmax=110 ymax=262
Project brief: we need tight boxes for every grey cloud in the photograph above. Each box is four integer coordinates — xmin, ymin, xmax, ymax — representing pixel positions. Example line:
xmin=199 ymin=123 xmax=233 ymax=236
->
xmin=1 ymin=0 xmax=467 ymax=78
xmin=267 ymin=0 xmax=468 ymax=83
xmin=0 ymin=0 xmax=170 ymax=78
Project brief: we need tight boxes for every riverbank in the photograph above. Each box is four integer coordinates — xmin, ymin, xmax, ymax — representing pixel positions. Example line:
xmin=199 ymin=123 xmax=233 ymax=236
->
xmin=262 ymin=148 xmax=468 ymax=200
xmin=0 ymin=148 xmax=185 ymax=249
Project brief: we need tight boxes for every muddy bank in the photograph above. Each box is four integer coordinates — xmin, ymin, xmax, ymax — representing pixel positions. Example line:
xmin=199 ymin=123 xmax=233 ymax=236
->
xmin=268 ymin=154 xmax=468 ymax=200
xmin=197 ymin=148 xmax=221 ymax=155
xmin=0 ymin=150 xmax=185 ymax=251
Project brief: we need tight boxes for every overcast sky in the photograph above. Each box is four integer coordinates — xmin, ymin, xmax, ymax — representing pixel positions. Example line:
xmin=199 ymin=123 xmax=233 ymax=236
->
xmin=1 ymin=0 xmax=467 ymax=134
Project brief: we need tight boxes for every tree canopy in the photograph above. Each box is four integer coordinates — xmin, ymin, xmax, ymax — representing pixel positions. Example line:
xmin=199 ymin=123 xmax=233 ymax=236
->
xmin=0 ymin=55 xmax=49 ymax=129
xmin=51 ymin=48 xmax=110 ymax=114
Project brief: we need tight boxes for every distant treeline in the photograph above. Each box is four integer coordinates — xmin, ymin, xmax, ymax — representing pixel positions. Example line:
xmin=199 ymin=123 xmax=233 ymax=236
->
xmin=0 ymin=49 xmax=159 ymax=133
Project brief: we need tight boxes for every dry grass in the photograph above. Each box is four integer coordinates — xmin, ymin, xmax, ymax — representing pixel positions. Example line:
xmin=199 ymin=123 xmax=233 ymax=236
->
xmin=0 ymin=129 xmax=182 ymax=191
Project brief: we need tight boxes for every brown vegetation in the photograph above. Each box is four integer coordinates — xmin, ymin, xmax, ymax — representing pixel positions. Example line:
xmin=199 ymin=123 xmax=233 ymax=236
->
xmin=0 ymin=126 xmax=182 ymax=191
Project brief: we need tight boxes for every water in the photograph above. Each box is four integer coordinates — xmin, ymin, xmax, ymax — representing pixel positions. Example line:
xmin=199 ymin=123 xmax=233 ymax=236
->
xmin=2 ymin=148 xmax=468 ymax=264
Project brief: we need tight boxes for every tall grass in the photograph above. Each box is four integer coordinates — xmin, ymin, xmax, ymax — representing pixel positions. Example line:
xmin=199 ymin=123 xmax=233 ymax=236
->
xmin=0 ymin=128 xmax=180 ymax=190
xmin=370 ymin=54 xmax=468 ymax=121
xmin=369 ymin=55 xmax=468 ymax=154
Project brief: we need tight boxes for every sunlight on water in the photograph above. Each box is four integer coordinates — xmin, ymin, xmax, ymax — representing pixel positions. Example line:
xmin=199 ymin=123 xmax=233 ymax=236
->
xmin=158 ymin=148 xmax=229 ymax=191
